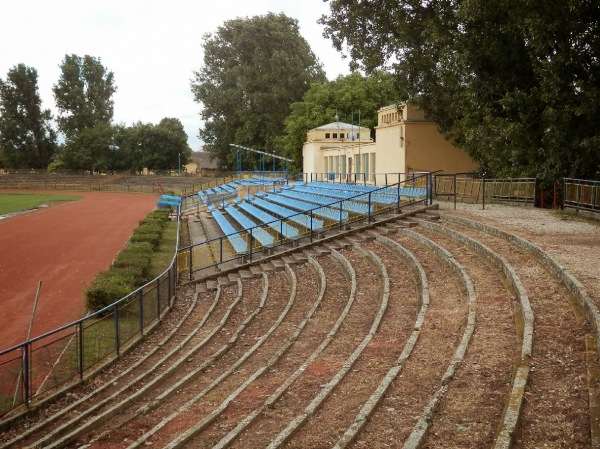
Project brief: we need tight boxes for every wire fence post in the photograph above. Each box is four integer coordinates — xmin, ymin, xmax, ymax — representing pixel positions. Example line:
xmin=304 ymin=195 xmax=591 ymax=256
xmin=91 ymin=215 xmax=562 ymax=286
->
xmin=139 ymin=290 xmax=144 ymax=335
xmin=78 ymin=322 xmax=84 ymax=380
xmin=23 ymin=343 xmax=30 ymax=405
xmin=114 ymin=304 xmax=120 ymax=357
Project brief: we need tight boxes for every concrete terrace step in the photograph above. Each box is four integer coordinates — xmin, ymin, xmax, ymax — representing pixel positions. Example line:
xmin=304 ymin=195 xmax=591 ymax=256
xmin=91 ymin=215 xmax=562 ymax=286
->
xmin=217 ymin=276 xmax=232 ymax=287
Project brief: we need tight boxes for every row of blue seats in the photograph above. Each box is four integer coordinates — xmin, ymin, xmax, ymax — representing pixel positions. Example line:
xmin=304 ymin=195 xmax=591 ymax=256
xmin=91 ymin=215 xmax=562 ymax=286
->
xmin=304 ymin=181 xmax=379 ymax=193
xmin=278 ymin=188 xmax=372 ymax=215
xmin=257 ymin=191 xmax=349 ymax=222
xmin=250 ymin=196 xmax=324 ymax=231
xmin=224 ymin=204 xmax=275 ymax=247
xmin=301 ymin=181 xmax=426 ymax=202
xmin=157 ymin=194 xmax=181 ymax=208
xmin=208 ymin=205 xmax=247 ymax=253
xmin=306 ymin=182 xmax=403 ymax=205
xmin=237 ymin=201 xmax=300 ymax=239
xmin=399 ymin=187 xmax=427 ymax=197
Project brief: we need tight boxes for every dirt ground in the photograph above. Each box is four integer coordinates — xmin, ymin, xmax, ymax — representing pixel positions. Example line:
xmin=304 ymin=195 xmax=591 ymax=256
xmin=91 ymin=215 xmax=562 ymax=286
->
xmin=0 ymin=191 xmax=158 ymax=349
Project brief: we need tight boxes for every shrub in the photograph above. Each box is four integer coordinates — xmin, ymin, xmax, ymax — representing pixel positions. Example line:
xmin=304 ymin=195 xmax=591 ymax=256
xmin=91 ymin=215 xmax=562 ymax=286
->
xmin=136 ymin=221 xmax=164 ymax=238
xmin=85 ymin=208 xmax=173 ymax=313
xmin=85 ymin=271 xmax=136 ymax=312
xmin=111 ymin=256 xmax=152 ymax=285
xmin=130 ymin=229 xmax=161 ymax=249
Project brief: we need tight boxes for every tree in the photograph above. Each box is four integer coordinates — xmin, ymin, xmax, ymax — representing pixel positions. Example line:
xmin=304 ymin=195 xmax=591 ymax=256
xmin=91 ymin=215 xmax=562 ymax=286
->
xmin=321 ymin=0 xmax=600 ymax=183
xmin=278 ymin=71 xmax=397 ymax=172
xmin=191 ymin=13 xmax=327 ymax=172
xmin=139 ymin=118 xmax=192 ymax=172
xmin=60 ymin=119 xmax=191 ymax=174
xmin=53 ymin=54 xmax=116 ymax=140
xmin=0 ymin=64 xmax=57 ymax=168
xmin=60 ymin=123 xmax=117 ymax=172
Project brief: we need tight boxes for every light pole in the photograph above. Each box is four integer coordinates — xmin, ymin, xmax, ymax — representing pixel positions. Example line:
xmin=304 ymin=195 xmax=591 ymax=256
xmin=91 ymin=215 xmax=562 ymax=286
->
xmin=178 ymin=153 xmax=181 ymax=176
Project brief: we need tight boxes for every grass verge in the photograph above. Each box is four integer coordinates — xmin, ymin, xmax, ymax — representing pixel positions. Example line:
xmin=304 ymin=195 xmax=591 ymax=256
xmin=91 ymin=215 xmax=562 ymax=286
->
xmin=0 ymin=193 xmax=82 ymax=215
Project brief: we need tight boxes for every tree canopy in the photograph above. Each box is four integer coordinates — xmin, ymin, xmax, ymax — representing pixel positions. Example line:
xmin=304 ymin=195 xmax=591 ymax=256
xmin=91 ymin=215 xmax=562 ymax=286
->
xmin=60 ymin=118 xmax=191 ymax=173
xmin=53 ymin=54 xmax=117 ymax=140
xmin=277 ymin=71 xmax=397 ymax=172
xmin=0 ymin=64 xmax=56 ymax=168
xmin=321 ymin=0 xmax=600 ymax=183
xmin=191 ymin=13 xmax=327 ymax=172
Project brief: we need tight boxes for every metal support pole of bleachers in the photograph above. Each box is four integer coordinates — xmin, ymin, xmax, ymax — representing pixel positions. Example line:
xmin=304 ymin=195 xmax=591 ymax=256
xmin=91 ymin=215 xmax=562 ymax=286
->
xmin=310 ymin=210 xmax=313 ymax=243
xmin=368 ymin=192 xmax=372 ymax=223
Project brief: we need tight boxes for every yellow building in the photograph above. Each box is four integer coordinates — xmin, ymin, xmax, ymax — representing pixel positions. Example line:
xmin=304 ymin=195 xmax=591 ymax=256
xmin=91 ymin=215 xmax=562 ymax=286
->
xmin=302 ymin=104 xmax=476 ymax=184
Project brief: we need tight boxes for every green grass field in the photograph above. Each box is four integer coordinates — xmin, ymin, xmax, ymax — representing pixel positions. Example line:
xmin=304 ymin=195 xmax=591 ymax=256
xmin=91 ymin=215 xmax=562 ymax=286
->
xmin=0 ymin=193 xmax=82 ymax=215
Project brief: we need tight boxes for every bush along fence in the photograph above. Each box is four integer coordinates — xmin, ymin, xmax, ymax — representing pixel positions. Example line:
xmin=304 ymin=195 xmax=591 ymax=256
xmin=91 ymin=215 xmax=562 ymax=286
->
xmin=177 ymin=173 xmax=433 ymax=279
xmin=0 ymin=209 xmax=180 ymax=418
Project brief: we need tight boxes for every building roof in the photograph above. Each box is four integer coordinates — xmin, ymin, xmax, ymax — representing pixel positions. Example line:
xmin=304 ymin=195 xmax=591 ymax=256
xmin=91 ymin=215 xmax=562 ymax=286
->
xmin=189 ymin=151 xmax=218 ymax=169
xmin=311 ymin=121 xmax=370 ymax=132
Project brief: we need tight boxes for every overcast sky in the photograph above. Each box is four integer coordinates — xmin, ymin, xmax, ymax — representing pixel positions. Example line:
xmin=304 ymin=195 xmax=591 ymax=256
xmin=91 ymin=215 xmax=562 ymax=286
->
xmin=0 ymin=0 xmax=351 ymax=150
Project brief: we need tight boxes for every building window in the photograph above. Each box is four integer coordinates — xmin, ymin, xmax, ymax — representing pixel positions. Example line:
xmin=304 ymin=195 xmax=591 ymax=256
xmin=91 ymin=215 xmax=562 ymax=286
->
xmin=333 ymin=133 xmax=338 ymax=138
xmin=356 ymin=133 xmax=360 ymax=139
xmin=340 ymin=133 xmax=345 ymax=139
xmin=325 ymin=133 xmax=330 ymax=139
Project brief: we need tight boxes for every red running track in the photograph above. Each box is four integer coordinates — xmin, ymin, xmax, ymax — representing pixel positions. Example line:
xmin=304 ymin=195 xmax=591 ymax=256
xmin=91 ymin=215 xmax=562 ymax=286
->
xmin=0 ymin=192 xmax=159 ymax=350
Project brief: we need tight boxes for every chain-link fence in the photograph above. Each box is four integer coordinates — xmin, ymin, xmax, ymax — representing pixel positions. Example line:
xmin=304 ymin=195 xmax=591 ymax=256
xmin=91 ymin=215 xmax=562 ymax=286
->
xmin=0 ymin=219 xmax=179 ymax=417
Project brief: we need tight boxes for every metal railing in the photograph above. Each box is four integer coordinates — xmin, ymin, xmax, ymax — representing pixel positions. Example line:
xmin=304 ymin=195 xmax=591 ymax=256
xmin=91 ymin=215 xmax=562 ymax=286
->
xmin=435 ymin=174 xmax=536 ymax=209
xmin=0 ymin=212 xmax=181 ymax=417
xmin=177 ymin=174 xmax=433 ymax=279
xmin=563 ymin=178 xmax=600 ymax=213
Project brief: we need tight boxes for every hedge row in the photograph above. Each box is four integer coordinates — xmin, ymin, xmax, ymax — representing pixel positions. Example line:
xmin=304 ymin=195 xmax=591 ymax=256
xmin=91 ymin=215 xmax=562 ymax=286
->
xmin=85 ymin=209 xmax=171 ymax=312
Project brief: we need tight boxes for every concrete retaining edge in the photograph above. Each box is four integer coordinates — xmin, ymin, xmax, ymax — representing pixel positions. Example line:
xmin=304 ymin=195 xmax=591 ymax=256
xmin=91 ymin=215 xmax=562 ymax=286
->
xmin=442 ymin=213 xmax=600 ymax=447
xmin=415 ymin=218 xmax=533 ymax=449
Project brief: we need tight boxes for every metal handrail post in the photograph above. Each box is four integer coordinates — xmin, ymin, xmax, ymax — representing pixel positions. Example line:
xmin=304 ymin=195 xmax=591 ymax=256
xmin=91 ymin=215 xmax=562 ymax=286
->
xmin=249 ymin=229 xmax=253 ymax=264
xmin=482 ymin=173 xmax=486 ymax=210
xmin=429 ymin=172 xmax=433 ymax=205
xmin=454 ymin=174 xmax=457 ymax=209
xmin=188 ymin=246 xmax=193 ymax=281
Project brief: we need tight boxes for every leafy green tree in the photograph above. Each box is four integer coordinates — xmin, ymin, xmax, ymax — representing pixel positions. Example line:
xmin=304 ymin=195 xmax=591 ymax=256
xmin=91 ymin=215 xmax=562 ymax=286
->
xmin=137 ymin=118 xmax=191 ymax=172
xmin=321 ymin=0 xmax=600 ymax=183
xmin=60 ymin=122 xmax=117 ymax=172
xmin=191 ymin=13 xmax=326 ymax=171
xmin=53 ymin=54 xmax=117 ymax=140
xmin=0 ymin=64 xmax=57 ymax=168
xmin=111 ymin=118 xmax=191 ymax=173
xmin=278 ymin=71 xmax=397 ymax=171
